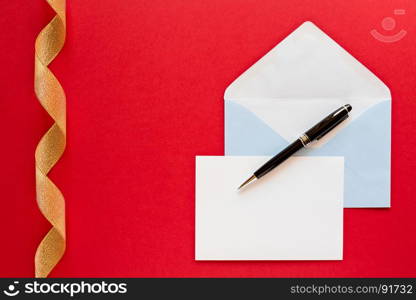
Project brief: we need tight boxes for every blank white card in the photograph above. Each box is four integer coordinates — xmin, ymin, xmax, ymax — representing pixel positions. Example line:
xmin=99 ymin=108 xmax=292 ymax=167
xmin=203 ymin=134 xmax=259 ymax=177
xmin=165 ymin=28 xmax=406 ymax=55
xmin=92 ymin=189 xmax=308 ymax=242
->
xmin=195 ymin=156 xmax=344 ymax=260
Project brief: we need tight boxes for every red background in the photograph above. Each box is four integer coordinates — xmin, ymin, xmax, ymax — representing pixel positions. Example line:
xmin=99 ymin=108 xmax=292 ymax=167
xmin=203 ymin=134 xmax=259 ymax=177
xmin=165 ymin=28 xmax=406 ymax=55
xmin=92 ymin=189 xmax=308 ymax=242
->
xmin=1 ymin=0 xmax=415 ymax=277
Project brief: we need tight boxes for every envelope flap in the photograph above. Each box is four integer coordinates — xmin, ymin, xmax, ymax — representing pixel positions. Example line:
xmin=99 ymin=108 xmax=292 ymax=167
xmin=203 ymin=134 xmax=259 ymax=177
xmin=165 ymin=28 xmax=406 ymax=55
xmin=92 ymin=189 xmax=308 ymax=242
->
xmin=224 ymin=21 xmax=390 ymax=101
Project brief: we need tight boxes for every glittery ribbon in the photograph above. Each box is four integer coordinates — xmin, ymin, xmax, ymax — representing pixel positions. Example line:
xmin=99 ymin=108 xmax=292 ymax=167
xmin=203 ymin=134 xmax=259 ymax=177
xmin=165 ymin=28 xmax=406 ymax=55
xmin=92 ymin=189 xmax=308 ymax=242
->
xmin=34 ymin=0 xmax=66 ymax=278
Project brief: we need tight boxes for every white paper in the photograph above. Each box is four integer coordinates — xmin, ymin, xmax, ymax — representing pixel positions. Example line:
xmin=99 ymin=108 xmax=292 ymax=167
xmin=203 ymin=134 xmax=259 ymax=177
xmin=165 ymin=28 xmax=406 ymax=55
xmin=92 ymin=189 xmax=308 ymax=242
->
xmin=195 ymin=156 xmax=344 ymax=260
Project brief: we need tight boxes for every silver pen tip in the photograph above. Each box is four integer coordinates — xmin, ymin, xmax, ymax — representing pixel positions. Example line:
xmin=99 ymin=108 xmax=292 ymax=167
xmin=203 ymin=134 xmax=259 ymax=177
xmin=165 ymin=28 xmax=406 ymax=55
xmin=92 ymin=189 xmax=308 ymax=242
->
xmin=238 ymin=175 xmax=257 ymax=190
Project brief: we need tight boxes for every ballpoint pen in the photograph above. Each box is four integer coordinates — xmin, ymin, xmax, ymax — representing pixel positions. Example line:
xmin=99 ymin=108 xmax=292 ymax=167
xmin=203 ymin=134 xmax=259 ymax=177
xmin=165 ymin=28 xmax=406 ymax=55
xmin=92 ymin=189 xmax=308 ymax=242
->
xmin=238 ymin=104 xmax=352 ymax=190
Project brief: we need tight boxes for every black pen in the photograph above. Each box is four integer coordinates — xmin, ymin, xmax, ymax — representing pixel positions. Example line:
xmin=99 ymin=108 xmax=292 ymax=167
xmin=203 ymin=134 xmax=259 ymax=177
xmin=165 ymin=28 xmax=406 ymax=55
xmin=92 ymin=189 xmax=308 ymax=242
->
xmin=238 ymin=104 xmax=352 ymax=190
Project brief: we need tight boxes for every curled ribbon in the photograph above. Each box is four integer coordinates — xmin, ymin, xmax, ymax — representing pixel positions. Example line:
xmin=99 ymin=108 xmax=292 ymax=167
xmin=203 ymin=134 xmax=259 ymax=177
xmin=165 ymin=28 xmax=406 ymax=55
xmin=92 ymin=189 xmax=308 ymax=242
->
xmin=34 ymin=0 xmax=66 ymax=278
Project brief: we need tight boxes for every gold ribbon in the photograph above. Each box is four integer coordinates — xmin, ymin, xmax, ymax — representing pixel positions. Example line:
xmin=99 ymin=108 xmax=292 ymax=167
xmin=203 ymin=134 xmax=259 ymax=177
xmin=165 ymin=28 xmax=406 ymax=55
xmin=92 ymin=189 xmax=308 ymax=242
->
xmin=34 ymin=0 xmax=66 ymax=278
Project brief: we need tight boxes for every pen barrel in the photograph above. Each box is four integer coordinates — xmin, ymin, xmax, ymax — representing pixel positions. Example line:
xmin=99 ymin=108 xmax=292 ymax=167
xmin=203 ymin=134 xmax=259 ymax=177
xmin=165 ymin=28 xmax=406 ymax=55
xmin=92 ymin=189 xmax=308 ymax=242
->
xmin=253 ymin=105 xmax=351 ymax=181
xmin=254 ymin=139 xmax=304 ymax=179
xmin=304 ymin=105 xmax=350 ymax=141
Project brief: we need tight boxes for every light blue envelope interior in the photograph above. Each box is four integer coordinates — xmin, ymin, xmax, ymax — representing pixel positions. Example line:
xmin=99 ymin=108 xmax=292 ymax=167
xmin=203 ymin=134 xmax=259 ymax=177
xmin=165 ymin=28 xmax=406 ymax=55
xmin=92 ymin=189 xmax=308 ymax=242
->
xmin=225 ymin=100 xmax=391 ymax=208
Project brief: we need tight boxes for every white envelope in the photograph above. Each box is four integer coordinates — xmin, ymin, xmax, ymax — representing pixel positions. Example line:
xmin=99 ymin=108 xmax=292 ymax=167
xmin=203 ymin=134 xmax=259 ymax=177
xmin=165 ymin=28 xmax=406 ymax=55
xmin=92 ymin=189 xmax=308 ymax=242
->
xmin=224 ymin=21 xmax=391 ymax=207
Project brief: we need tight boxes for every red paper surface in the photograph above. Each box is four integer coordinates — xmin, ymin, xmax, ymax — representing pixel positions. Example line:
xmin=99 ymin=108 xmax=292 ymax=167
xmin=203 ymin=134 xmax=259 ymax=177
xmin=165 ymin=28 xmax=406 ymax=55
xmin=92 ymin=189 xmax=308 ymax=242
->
xmin=1 ymin=0 xmax=415 ymax=277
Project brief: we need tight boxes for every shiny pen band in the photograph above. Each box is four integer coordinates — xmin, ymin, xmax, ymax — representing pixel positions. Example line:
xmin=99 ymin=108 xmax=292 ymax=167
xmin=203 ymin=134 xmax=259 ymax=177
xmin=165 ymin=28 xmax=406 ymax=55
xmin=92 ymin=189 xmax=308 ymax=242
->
xmin=238 ymin=104 xmax=352 ymax=190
